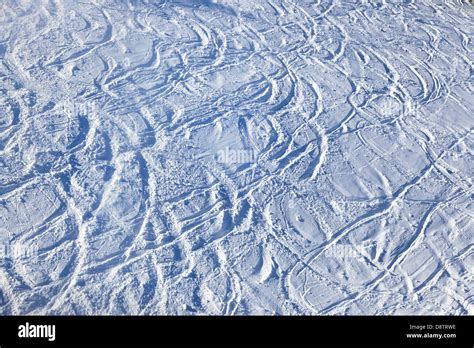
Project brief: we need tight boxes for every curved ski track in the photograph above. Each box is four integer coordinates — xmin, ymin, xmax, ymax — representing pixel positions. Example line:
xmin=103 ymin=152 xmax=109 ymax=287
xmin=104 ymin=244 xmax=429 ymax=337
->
xmin=0 ymin=0 xmax=472 ymax=315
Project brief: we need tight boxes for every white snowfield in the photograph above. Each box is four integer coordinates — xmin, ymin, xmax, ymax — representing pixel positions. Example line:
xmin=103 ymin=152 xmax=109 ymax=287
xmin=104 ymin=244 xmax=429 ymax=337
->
xmin=0 ymin=0 xmax=472 ymax=315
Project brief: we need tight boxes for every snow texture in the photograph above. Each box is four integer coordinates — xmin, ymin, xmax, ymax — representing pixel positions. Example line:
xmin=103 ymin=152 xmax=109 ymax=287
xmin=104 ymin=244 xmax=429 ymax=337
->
xmin=0 ymin=0 xmax=473 ymax=315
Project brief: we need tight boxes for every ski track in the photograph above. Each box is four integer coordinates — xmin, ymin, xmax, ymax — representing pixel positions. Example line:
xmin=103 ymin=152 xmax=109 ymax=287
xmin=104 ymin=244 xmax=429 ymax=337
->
xmin=0 ymin=0 xmax=473 ymax=315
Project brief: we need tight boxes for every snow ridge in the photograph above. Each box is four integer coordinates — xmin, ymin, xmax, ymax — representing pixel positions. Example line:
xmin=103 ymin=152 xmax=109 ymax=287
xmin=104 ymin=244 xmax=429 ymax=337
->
xmin=0 ymin=0 xmax=472 ymax=315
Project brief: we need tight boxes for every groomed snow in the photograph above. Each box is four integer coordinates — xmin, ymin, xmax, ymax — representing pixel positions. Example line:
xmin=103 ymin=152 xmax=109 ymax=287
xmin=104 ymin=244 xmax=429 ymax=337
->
xmin=0 ymin=0 xmax=472 ymax=315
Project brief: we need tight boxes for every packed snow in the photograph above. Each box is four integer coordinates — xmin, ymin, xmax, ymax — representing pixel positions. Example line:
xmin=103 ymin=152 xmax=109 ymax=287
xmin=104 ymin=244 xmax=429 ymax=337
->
xmin=0 ymin=0 xmax=473 ymax=315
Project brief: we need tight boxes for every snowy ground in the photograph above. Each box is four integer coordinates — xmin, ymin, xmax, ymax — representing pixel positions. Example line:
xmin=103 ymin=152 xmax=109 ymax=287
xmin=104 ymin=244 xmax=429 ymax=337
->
xmin=0 ymin=0 xmax=472 ymax=315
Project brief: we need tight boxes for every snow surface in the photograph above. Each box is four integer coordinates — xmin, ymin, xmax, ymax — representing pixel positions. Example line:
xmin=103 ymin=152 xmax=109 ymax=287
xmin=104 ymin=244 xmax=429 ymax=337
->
xmin=0 ymin=0 xmax=473 ymax=315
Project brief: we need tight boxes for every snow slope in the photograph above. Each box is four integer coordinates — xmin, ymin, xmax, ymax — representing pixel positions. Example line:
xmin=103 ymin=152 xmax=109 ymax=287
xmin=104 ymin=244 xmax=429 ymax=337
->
xmin=0 ymin=0 xmax=472 ymax=315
